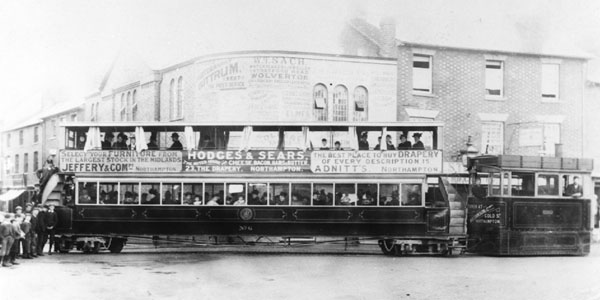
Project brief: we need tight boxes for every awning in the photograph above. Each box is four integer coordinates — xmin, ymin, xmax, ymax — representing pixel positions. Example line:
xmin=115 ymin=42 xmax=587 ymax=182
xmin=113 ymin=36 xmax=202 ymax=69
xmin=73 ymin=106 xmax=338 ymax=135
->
xmin=0 ymin=190 xmax=26 ymax=202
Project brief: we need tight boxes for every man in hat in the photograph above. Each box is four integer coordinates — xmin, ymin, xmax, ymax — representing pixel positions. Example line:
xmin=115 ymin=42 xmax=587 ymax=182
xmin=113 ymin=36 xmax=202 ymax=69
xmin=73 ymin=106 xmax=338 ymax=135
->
xmin=101 ymin=132 xmax=114 ymax=150
xmin=385 ymin=134 xmax=396 ymax=150
xmin=412 ymin=133 xmax=425 ymax=150
xmin=44 ymin=203 xmax=58 ymax=255
xmin=0 ymin=213 xmax=15 ymax=267
xmin=398 ymin=135 xmax=412 ymax=149
xmin=147 ymin=133 xmax=159 ymax=150
xmin=35 ymin=204 xmax=46 ymax=256
xmin=114 ymin=132 xmax=129 ymax=150
xmin=358 ymin=132 xmax=369 ymax=150
xmin=29 ymin=207 xmax=39 ymax=258
xmin=169 ymin=133 xmax=183 ymax=150
xmin=9 ymin=213 xmax=24 ymax=265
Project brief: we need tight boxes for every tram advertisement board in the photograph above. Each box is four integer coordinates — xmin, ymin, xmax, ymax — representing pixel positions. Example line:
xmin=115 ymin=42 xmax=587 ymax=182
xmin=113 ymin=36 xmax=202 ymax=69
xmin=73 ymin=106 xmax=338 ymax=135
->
xmin=59 ymin=150 xmax=183 ymax=173
xmin=183 ymin=150 xmax=310 ymax=173
xmin=310 ymin=150 xmax=443 ymax=174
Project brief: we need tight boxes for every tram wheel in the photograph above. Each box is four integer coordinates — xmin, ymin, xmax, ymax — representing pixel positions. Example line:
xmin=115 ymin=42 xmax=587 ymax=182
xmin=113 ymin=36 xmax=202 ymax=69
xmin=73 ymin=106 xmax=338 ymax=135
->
xmin=57 ymin=236 xmax=72 ymax=253
xmin=109 ymin=239 xmax=125 ymax=254
xmin=378 ymin=239 xmax=396 ymax=256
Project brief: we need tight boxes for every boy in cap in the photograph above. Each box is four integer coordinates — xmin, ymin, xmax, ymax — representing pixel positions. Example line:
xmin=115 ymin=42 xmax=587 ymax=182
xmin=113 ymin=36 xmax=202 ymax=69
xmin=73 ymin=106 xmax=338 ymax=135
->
xmin=30 ymin=207 xmax=39 ymax=258
xmin=44 ymin=203 xmax=58 ymax=255
xmin=20 ymin=213 xmax=32 ymax=259
xmin=9 ymin=213 xmax=24 ymax=265
xmin=169 ymin=132 xmax=183 ymax=150
xmin=36 ymin=204 xmax=47 ymax=256
xmin=0 ymin=214 xmax=15 ymax=267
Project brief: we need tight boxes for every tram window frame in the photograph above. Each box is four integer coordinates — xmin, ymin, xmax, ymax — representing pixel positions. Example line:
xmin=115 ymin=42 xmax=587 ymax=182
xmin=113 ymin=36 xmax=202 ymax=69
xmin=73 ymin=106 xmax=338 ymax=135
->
xmin=401 ymin=183 xmax=423 ymax=206
xmin=77 ymin=181 xmax=98 ymax=204
xmin=183 ymin=183 xmax=203 ymax=205
xmin=537 ymin=173 xmax=560 ymax=196
xmin=140 ymin=183 xmax=161 ymax=205
xmin=290 ymin=183 xmax=311 ymax=206
xmin=205 ymin=183 xmax=225 ymax=205
xmin=562 ymin=174 xmax=584 ymax=198
xmin=334 ymin=183 xmax=357 ymax=206
xmin=226 ymin=183 xmax=247 ymax=205
xmin=248 ymin=182 xmax=268 ymax=205
xmin=120 ymin=182 xmax=140 ymax=205
xmin=313 ymin=183 xmax=333 ymax=206
xmin=357 ymin=183 xmax=378 ymax=206
xmin=163 ymin=183 xmax=183 ymax=205
xmin=489 ymin=173 xmax=501 ymax=196
xmin=269 ymin=183 xmax=290 ymax=206
xmin=379 ymin=184 xmax=400 ymax=206
xmin=509 ymin=172 xmax=535 ymax=197
xmin=98 ymin=182 xmax=119 ymax=205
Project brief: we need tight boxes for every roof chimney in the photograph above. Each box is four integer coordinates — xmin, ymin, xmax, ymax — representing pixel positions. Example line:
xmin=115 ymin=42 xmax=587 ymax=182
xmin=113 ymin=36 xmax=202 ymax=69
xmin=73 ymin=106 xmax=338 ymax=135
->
xmin=379 ymin=17 xmax=397 ymax=57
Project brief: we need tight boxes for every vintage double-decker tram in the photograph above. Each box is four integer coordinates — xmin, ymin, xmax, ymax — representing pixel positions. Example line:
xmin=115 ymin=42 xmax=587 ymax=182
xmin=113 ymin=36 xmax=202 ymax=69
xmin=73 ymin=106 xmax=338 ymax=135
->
xmin=50 ymin=121 xmax=470 ymax=255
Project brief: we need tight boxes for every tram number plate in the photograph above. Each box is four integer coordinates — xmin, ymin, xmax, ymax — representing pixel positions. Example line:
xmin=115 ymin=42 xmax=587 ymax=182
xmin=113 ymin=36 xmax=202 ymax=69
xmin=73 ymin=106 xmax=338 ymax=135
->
xmin=239 ymin=225 xmax=253 ymax=232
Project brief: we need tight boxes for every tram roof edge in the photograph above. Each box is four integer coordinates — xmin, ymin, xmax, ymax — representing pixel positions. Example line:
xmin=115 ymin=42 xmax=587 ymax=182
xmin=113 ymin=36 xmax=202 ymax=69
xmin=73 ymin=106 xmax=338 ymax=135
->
xmin=61 ymin=121 xmax=446 ymax=129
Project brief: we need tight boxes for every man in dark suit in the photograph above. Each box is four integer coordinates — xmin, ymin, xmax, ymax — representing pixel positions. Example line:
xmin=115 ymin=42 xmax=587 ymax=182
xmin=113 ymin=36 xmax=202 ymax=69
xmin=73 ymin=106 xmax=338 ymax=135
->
xmin=565 ymin=176 xmax=583 ymax=197
xmin=35 ymin=205 xmax=46 ymax=256
xmin=398 ymin=135 xmax=412 ymax=149
xmin=169 ymin=133 xmax=183 ymax=150
xmin=101 ymin=132 xmax=114 ymax=150
xmin=412 ymin=133 xmax=425 ymax=150
xmin=44 ymin=204 xmax=58 ymax=255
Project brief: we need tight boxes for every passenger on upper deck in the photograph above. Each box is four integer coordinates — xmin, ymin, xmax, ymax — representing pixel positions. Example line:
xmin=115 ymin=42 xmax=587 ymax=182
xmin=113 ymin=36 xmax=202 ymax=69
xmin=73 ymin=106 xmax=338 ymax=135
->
xmin=334 ymin=141 xmax=342 ymax=150
xmin=101 ymin=132 xmax=114 ymax=150
xmin=147 ymin=133 xmax=159 ymax=150
xmin=564 ymin=176 xmax=583 ymax=198
xmin=374 ymin=137 xmax=382 ymax=150
xmin=471 ymin=178 xmax=488 ymax=199
xmin=412 ymin=133 xmax=425 ymax=150
xmin=113 ymin=133 xmax=130 ymax=150
xmin=398 ymin=135 xmax=412 ymax=149
xmin=199 ymin=136 xmax=216 ymax=150
xmin=320 ymin=138 xmax=330 ymax=150
xmin=168 ymin=133 xmax=183 ymax=150
xmin=358 ymin=132 xmax=369 ymax=150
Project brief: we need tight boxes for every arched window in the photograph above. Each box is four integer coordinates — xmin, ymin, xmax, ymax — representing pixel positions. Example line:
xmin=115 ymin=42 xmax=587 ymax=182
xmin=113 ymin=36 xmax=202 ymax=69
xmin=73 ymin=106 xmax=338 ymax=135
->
xmin=131 ymin=90 xmax=138 ymax=121
xmin=332 ymin=85 xmax=348 ymax=121
xmin=169 ymin=79 xmax=175 ymax=120
xmin=126 ymin=92 xmax=131 ymax=121
xmin=177 ymin=76 xmax=183 ymax=119
xmin=313 ymin=84 xmax=328 ymax=121
xmin=353 ymin=86 xmax=368 ymax=121
xmin=120 ymin=93 xmax=126 ymax=121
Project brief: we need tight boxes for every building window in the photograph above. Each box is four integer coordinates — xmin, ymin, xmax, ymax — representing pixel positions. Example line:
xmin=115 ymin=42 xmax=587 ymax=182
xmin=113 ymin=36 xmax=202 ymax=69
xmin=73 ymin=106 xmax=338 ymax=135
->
xmin=169 ymin=79 xmax=175 ymax=120
xmin=120 ymin=93 xmax=126 ymax=121
xmin=332 ymin=85 xmax=348 ymax=121
xmin=6 ymin=134 xmax=10 ymax=147
xmin=485 ymin=60 xmax=504 ymax=97
xmin=33 ymin=151 xmax=38 ymax=171
xmin=24 ymin=153 xmax=28 ymax=173
xmin=542 ymin=63 xmax=560 ymax=100
xmin=177 ymin=77 xmax=183 ymax=119
xmin=19 ymin=130 xmax=23 ymax=145
xmin=132 ymin=90 xmax=138 ymax=121
xmin=481 ymin=122 xmax=504 ymax=155
xmin=543 ymin=123 xmax=560 ymax=156
xmin=353 ymin=86 xmax=368 ymax=121
xmin=126 ymin=92 xmax=131 ymax=121
xmin=15 ymin=154 xmax=19 ymax=173
xmin=5 ymin=156 xmax=10 ymax=174
xmin=52 ymin=120 xmax=57 ymax=137
xmin=412 ymin=54 xmax=432 ymax=93
xmin=313 ymin=83 xmax=328 ymax=121
xmin=34 ymin=126 xmax=39 ymax=143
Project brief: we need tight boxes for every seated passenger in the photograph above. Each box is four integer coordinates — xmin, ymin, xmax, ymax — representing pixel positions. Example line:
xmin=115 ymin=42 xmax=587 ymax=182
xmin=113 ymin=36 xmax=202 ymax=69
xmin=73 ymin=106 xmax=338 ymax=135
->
xmin=290 ymin=194 xmax=305 ymax=206
xmin=374 ymin=137 xmax=382 ymax=150
xmin=123 ymin=191 xmax=138 ymax=205
xmin=412 ymin=133 xmax=425 ymax=150
xmin=206 ymin=194 xmax=221 ymax=206
xmin=102 ymin=132 xmax=114 ymax=150
xmin=233 ymin=196 xmax=246 ymax=206
xmin=143 ymin=189 xmax=159 ymax=204
xmin=193 ymin=195 xmax=202 ymax=205
xmin=358 ymin=132 xmax=369 ymax=150
xmin=147 ymin=134 xmax=159 ymax=150
xmin=358 ymin=191 xmax=375 ymax=205
xmin=168 ymin=133 xmax=183 ymax=150
xmin=333 ymin=141 xmax=342 ymax=150
xmin=79 ymin=189 xmax=92 ymax=203
xmin=183 ymin=192 xmax=194 ymax=205
xmin=274 ymin=192 xmax=289 ymax=205
xmin=403 ymin=185 xmax=421 ymax=206
xmin=385 ymin=135 xmax=396 ymax=150
xmin=247 ymin=190 xmax=265 ymax=205
xmin=114 ymin=132 xmax=130 ymax=150
xmin=339 ymin=193 xmax=355 ymax=205
xmin=564 ymin=176 xmax=583 ymax=198
xmin=397 ymin=135 xmax=412 ymax=149
xmin=319 ymin=138 xmax=330 ymax=150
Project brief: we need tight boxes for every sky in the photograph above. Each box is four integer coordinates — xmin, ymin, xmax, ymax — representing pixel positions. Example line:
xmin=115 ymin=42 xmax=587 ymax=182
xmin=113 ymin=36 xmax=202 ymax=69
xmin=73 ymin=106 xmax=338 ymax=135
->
xmin=0 ymin=0 xmax=599 ymax=130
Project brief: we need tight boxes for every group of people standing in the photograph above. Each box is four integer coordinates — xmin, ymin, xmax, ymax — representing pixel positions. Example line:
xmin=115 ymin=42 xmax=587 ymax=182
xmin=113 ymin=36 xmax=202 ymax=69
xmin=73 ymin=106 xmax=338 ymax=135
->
xmin=101 ymin=132 xmax=192 ymax=151
xmin=360 ymin=132 xmax=425 ymax=150
xmin=0 ymin=203 xmax=58 ymax=267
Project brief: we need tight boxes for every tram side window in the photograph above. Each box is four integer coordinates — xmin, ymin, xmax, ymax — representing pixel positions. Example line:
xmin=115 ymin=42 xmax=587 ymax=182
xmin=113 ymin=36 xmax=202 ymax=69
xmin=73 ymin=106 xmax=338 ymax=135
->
xmin=163 ymin=183 xmax=182 ymax=205
xmin=227 ymin=183 xmax=246 ymax=205
xmin=538 ymin=174 xmax=559 ymax=196
xmin=511 ymin=173 xmax=535 ymax=196
xmin=78 ymin=182 xmax=97 ymax=204
xmin=490 ymin=173 xmax=501 ymax=196
xmin=120 ymin=183 xmax=139 ymax=205
xmin=313 ymin=183 xmax=333 ymax=206
xmin=401 ymin=184 xmax=422 ymax=206
xmin=357 ymin=184 xmax=377 ymax=206
xmin=563 ymin=175 xmax=583 ymax=198
xmin=205 ymin=183 xmax=224 ymax=205
xmin=183 ymin=183 xmax=203 ymax=205
xmin=291 ymin=183 xmax=311 ymax=205
xmin=248 ymin=183 xmax=268 ymax=205
xmin=380 ymin=184 xmax=400 ymax=206
xmin=335 ymin=184 xmax=357 ymax=206
xmin=141 ymin=183 xmax=160 ymax=204
xmin=270 ymin=183 xmax=290 ymax=205
xmin=99 ymin=183 xmax=118 ymax=204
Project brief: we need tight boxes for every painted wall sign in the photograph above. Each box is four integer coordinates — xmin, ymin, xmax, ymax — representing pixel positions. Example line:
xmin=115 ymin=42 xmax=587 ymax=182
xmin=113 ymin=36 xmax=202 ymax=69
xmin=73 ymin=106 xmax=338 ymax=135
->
xmin=310 ymin=150 xmax=443 ymax=174
xmin=59 ymin=150 xmax=182 ymax=173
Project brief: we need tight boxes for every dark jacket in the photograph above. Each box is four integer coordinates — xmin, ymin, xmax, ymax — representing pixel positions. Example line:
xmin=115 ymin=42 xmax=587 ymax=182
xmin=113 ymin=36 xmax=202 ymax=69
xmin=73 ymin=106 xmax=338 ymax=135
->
xmin=30 ymin=216 xmax=38 ymax=233
xmin=44 ymin=211 xmax=58 ymax=228
xmin=101 ymin=140 xmax=112 ymax=150
xmin=36 ymin=211 xmax=47 ymax=233
xmin=398 ymin=141 xmax=412 ymax=149
xmin=0 ymin=223 xmax=12 ymax=239
xmin=169 ymin=141 xmax=183 ymax=150
xmin=358 ymin=140 xmax=369 ymax=150
xmin=412 ymin=141 xmax=425 ymax=150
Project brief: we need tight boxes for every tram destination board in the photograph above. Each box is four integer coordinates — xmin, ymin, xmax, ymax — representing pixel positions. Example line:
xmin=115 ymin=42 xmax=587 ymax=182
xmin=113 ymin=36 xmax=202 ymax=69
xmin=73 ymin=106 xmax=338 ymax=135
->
xmin=58 ymin=149 xmax=443 ymax=174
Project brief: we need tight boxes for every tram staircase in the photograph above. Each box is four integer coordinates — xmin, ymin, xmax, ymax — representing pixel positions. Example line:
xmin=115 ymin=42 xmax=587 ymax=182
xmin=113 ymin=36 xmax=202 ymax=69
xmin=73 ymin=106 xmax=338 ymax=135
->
xmin=43 ymin=174 xmax=65 ymax=204
xmin=439 ymin=177 xmax=467 ymax=235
